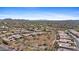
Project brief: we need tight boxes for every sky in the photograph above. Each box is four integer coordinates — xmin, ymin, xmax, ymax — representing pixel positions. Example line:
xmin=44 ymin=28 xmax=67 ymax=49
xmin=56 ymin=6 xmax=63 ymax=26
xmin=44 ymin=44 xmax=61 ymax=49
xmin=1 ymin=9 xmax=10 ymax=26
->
xmin=0 ymin=7 xmax=79 ymax=20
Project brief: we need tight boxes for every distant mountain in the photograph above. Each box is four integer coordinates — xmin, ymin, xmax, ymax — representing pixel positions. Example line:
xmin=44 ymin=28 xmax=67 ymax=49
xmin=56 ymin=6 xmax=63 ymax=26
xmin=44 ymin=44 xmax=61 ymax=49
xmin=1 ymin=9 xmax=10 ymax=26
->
xmin=0 ymin=18 xmax=79 ymax=29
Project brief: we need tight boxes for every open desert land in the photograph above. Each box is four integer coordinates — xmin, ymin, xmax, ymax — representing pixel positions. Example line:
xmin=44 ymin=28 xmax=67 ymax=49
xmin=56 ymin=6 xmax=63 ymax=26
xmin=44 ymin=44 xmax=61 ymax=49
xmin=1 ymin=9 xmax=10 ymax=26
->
xmin=0 ymin=19 xmax=79 ymax=51
xmin=0 ymin=19 xmax=57 ymax=51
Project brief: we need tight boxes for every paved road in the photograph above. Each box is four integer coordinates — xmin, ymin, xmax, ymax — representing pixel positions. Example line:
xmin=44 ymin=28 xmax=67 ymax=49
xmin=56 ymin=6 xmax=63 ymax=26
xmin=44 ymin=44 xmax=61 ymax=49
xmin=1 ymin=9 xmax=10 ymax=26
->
xmin=67 ymin=31 xmax=79 ymax=48
xmin=59 ymin=46 xmax=79 ymax=51
xmin=0 ymin=47 xmax=10 ymax=51
xmin=57 ymin=30 xmax=78 ymax=51
xmin=0 ymin=45 xmax=12 ymax=51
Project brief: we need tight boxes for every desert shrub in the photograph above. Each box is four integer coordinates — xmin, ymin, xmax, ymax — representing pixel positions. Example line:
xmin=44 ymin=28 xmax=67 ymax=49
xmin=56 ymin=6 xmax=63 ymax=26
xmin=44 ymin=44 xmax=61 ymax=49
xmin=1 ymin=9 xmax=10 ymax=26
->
xmin=44 ymin=48 xmax=48 ymax=51
xmin=2 ymin=40 xmax=8 ymax=45
xmin=43 ymin=43 xmax=47 ymax=46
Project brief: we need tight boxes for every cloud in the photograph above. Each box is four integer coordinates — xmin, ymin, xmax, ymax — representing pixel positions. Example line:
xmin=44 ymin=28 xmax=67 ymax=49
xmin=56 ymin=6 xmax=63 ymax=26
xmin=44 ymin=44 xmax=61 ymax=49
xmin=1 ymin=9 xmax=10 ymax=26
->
xmin=24 ymin=13 xmax=79 ymax=20
xmin=0 ymin=13 xmax=79 ymax=20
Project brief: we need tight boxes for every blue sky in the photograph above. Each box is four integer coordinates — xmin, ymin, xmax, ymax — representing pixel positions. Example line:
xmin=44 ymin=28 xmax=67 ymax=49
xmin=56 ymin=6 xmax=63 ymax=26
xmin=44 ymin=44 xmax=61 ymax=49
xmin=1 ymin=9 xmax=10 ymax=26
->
xmin=0 ymin=7 xmax=79 ymax=20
